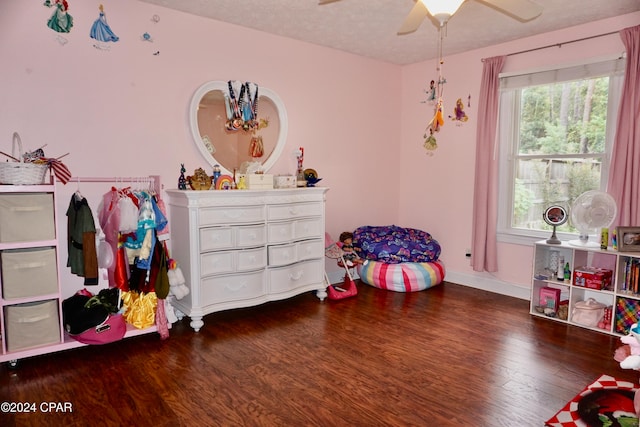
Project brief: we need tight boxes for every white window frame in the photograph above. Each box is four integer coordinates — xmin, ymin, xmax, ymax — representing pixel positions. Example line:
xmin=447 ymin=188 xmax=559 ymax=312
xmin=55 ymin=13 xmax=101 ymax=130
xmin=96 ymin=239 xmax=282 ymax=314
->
xmin=496 ymin=56 xmax=626 ymax=246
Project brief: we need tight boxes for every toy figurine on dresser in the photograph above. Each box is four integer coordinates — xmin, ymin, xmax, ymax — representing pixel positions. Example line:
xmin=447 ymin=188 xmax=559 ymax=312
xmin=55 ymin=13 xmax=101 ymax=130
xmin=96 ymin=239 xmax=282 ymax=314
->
xmin=212 ymin=164 xmax=221 ymax=189
xmin=178 ymin=164 xmax=187 ymax=190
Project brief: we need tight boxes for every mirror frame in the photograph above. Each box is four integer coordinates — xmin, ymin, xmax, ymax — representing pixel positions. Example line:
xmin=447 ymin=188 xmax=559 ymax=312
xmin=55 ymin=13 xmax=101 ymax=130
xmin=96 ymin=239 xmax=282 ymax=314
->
xmin=543 ymin=205 xmax=568 ymax=245
xmin=189 ymin=81 xmax=288 ymax=175
xmin=543 ymin=206 xmax=568 ymax=227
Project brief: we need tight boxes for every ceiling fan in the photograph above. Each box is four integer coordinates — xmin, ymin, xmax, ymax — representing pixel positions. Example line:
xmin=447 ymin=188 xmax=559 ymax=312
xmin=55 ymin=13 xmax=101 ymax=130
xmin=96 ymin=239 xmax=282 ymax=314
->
xmin=319 ymin=0 xmax=543 ymax=34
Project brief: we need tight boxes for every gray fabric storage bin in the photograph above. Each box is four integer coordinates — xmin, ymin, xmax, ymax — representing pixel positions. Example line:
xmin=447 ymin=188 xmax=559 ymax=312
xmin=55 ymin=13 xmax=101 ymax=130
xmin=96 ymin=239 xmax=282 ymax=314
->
xmin=1 ymin=247 xmax=58 ymax=299
xmin=0 ymin=193 xmax=55 ymax=243
xmin=5 ymin=300 xmax=60 ymax=352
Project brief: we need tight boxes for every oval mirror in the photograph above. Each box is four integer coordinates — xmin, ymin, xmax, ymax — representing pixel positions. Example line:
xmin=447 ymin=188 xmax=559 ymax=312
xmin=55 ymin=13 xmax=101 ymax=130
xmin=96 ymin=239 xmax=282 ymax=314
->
xmin=189 ymin=81 xmax=288 ymax=175
xmin=543 ymin=205 xmax=568 ymax=244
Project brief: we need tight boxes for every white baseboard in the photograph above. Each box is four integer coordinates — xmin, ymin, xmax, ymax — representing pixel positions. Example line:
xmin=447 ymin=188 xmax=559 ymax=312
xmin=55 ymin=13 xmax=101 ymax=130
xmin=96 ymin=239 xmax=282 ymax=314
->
xmin=444 ymin=271 xmax=530 ymax=300
xmin=326 ymin=269 xmax=360 ymax=285
xmin=327 ymin=268 xmax=530 ymax=301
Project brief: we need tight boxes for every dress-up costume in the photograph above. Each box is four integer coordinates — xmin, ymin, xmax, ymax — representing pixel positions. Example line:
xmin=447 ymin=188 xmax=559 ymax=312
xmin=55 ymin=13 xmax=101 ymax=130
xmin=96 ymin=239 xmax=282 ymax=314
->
xmin=98 ymin=188 xmax=122 ymax=287
xmin=66 ymin=194 xmax=98 ymax=285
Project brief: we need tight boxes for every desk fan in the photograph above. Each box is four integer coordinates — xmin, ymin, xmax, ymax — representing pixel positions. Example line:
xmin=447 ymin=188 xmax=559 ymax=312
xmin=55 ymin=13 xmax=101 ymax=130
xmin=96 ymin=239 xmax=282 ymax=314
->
xmin=569 ymin=190 xmax=617 ymax=247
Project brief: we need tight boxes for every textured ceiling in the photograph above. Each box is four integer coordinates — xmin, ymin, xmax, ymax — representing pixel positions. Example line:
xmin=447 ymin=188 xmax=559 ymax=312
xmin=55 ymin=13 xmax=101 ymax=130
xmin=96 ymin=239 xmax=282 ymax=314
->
xmin=137 ymin=0 xmax=640 ymax=65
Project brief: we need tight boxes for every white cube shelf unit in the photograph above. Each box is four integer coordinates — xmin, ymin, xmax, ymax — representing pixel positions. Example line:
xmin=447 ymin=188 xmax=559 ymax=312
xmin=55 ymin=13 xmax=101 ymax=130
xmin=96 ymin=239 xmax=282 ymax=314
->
xmin=0 ymin=177 xmax=161 ymax=366
xmin=530 ymin=240 xmax=640 ymax=336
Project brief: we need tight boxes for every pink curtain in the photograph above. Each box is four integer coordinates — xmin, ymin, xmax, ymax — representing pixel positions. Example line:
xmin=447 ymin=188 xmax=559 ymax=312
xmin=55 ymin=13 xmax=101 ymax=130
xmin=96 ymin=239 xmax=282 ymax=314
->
xmin=471 ymin=56 xmax=505 ymax=272
xmin=607 ymin=25 xmax=640 ymax=228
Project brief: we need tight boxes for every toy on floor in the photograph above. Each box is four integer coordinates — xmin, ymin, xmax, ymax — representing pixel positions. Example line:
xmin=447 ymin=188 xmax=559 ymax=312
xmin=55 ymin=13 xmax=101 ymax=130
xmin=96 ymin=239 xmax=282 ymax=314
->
xmin=337 ymin=231 xmax=364 ymax=270
xmin=324 ymin=233 xmax=358 ymax=300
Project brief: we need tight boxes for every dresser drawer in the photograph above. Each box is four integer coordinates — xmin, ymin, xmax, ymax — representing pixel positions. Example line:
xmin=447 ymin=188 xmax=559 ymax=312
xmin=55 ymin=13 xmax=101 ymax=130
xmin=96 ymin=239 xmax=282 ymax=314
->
xmin=199 ymin=205 xmax=264 ymax=226
xmin=200 ymin=227 xmax=234 ymax=252
xmin=236 ymin=247 xmax=267 ymax=271
xmin=235 ymin=225 xmax=267 ymax=248
xmin=297 ymin=239 xmax=324 ymax=261
xmin=201 ymin=247 xmax=267 ymax=277
xmin=267 ymin=202 xmax=323 ymax=221
xmin=201 ymin=270 xmax=266 ymax=305
xmin=267 ymin=218 xmax=323 ymax=244
xmin=268 ymin=243 xmax=296 ymax=266
xmin=200 ymin=224 xmax=267 ymax=252
xmin=294 ymin=218 xmax=324 ymax=240
xmin=200 ymin=251 xmax=234 ymax=276
xmin=268 ymin=259 xmax=324 ymax=294
xmin=268 ymin=239 xmax=324 ymax=267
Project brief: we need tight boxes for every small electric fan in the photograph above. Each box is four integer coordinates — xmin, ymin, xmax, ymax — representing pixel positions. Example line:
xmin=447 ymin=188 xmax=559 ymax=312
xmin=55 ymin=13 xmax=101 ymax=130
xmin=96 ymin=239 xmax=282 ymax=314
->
xmin=569 ymin=190 xmax=617 ymax=247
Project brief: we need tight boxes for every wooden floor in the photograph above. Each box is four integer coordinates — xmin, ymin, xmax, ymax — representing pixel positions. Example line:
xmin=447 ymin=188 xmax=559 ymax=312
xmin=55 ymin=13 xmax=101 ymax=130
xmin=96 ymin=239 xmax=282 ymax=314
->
xmin=0 ymin=281 xmax=635 ymax=427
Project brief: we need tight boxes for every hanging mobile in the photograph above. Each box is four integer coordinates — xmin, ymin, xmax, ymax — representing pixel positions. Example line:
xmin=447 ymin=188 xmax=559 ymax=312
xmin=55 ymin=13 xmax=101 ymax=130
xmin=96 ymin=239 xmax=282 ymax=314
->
xmin=427 ymin=25 xmax=446 ymax=136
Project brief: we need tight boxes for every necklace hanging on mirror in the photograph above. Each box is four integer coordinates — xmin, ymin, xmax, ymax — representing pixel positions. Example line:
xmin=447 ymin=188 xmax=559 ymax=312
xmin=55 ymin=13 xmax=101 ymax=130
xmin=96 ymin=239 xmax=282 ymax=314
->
xmin=241 ymin=83 xmax=253 ymax=131
xmin=237 ymin=83 xmax=246 ymax=117
xmin=243 ymin=82 xmax=260 ymax=130
xmin=226 ymin=81 xmax=261 ymax=132
xmin=226 ymin=80 xmax=243 ymax=131
xmin=251 ymin=83 xmax=259 ymax=123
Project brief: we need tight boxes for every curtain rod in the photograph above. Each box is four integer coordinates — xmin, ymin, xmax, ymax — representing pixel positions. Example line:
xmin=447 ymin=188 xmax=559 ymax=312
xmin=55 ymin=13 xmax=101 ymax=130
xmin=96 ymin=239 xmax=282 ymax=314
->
xmin=482 ymin=30 xmax=619 ymax=61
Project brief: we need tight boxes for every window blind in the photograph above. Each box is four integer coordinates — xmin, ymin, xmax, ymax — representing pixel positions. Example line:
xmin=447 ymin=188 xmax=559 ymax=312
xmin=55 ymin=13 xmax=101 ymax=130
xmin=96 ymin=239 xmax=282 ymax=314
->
xmin=500 ymin=57 xmax=626 ymax=91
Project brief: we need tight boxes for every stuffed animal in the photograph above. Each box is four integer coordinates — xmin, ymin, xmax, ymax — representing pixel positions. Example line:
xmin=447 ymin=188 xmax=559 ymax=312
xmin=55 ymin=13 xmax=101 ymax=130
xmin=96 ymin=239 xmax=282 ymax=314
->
xmin=615 ymin=324 xmax=640 ymax=370
xmin=167 ymin=258 xmax=190 ymax=300
xmin=613 ymin=324 xmax=640 ymax=418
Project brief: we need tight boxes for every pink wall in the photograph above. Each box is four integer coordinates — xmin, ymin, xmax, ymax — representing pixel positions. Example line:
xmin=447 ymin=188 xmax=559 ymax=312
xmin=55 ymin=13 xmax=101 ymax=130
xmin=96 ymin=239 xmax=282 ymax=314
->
xmin=1 ymin=1 xmax=400 ymax=287
xmin=400 ymin=12 xmax=640 ymax=293
xmin=1 ymin=1 xmax=638 ymax=293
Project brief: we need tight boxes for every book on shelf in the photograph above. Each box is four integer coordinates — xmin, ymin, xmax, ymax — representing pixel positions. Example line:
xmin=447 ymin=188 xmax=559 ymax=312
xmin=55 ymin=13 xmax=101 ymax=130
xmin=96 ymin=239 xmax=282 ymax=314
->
xmin=622 ymin=258 xmax=640 ymax=294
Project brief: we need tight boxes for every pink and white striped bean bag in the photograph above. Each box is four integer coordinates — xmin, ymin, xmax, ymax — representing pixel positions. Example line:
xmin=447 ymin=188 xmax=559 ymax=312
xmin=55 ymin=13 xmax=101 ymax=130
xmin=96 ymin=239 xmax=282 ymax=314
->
xmin=357 ymin=259 xmax=445 ymax=292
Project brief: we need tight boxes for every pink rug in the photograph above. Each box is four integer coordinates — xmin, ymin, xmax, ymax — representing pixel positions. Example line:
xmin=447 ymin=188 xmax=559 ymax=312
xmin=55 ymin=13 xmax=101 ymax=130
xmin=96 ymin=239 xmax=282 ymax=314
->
xmin=546 ymin=374 xmax=638 ymax=427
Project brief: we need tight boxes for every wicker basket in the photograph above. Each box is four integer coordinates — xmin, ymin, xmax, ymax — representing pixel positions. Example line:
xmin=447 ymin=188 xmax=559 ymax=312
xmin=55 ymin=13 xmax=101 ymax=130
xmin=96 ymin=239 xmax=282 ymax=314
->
xmin=0 ymin=132 xmax=49 ymax=185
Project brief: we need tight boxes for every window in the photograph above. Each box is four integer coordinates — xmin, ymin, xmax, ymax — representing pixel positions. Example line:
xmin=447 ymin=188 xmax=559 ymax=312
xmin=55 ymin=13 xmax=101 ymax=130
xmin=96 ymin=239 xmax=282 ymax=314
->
xmin=497 ymin=57 xmax=626 ymax=245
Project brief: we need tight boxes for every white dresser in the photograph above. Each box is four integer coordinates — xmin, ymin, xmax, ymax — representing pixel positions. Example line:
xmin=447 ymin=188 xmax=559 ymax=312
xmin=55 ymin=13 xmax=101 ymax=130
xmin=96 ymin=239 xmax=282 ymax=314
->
xmin=165 ymin=187 xmax=328 ymax=331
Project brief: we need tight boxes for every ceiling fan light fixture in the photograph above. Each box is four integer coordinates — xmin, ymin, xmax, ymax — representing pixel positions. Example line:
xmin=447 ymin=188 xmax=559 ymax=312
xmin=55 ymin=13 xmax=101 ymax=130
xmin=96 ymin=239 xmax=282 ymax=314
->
xmin=420 ymin=0 xmax=465 ymax=26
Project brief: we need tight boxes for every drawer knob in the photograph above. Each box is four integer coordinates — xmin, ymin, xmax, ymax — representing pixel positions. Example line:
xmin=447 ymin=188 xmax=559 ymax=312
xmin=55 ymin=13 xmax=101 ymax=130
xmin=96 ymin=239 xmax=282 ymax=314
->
xmin=289 ymin=271 xmax=303 ymax=281
xmin=224 ymin=210 xmax=243 ymax=219
xmin=225 ymin=281 xmax=247 ymax=292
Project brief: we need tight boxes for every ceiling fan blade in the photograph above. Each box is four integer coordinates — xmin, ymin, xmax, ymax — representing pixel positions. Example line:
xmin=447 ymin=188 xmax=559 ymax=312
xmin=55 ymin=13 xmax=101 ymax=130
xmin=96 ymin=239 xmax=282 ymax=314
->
xmin=397 ymin=1 xmax=429 ymax=35
xmin=318 ymin=0 xmax=342 ymax=4
xmin=478 ymin=0 xmax=543 ymax=22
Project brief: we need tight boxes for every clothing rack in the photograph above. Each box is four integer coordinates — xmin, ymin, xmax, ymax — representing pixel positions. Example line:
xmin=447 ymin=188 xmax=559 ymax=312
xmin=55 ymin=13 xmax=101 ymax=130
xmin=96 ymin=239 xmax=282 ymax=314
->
xmin=69 ymin=175 xmax=162 ymax=194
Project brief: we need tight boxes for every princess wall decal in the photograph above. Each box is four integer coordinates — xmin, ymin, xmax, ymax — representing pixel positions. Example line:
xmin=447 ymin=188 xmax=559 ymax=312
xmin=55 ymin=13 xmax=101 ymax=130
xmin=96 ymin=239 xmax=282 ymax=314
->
xmin=45 ymin=0 xmax=73 ymax=34
xmin=90 ymin=4 xmax=119 ymax=50
xmin=449 ymin=98 xmax=469 ymax=124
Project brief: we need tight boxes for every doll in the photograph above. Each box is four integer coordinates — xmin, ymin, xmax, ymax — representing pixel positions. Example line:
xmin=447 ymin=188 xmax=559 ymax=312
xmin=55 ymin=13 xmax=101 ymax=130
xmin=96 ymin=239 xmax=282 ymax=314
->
xmin=338 ymin=231 xmax=363 ymax=268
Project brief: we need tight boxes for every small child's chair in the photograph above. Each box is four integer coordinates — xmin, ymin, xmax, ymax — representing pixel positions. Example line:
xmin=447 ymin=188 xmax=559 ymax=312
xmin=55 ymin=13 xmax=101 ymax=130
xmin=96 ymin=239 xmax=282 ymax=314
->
xmin=324 ymin=233 xmax=357 ymax=300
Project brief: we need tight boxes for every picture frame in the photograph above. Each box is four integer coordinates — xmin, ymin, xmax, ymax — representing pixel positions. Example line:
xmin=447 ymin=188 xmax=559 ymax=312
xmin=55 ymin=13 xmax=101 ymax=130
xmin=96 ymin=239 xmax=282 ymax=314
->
xmin=617 ymin=226 xmax=640 ymax=252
